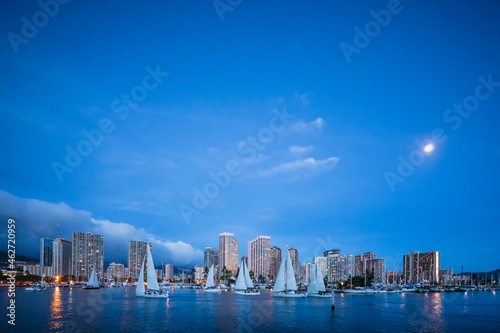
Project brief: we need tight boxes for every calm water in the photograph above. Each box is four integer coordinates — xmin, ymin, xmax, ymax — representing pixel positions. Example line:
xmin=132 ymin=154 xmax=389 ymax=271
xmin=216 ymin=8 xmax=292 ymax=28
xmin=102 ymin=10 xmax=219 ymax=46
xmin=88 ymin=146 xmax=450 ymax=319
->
xmin=2 ymin=288 xmax=500 ymax=332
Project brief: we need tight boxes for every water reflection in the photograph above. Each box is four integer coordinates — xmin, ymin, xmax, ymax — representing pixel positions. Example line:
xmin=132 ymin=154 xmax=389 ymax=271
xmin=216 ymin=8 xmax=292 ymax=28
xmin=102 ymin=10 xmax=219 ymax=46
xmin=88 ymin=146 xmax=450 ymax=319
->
xmin=49 ymin=287 xmax=64 ymax=330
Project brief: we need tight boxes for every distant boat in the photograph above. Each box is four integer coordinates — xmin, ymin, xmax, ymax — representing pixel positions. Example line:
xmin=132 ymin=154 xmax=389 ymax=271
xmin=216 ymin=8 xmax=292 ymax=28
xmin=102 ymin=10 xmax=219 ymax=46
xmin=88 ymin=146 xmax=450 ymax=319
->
xmin=234 ymin=259 xmax=260 ymax=296
xmin=204 ymin=264 xmax=220 ymax=293
xmin=136 ymin=246 xmax=168 ymax=298
xmin=343 ymin=288 xmax=365 ymax=295
xmin=402 ymin=285 xmax=417 ymax=292
xmin=272 ymin=248 xmax=306 ymax=298
xmin=83 ymin=267 xmax=99 ymax=289
xmin=26 ymin=274 xmax=47 ymax=291
xmin=307 ymin=264 xmax=330 ymax=298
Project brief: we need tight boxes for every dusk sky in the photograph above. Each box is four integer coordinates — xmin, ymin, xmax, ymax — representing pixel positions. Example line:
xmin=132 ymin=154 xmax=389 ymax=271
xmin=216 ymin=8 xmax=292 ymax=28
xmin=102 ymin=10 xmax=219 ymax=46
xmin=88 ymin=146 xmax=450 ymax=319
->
xmin=1 ymin=0 xmax=499 ymax=272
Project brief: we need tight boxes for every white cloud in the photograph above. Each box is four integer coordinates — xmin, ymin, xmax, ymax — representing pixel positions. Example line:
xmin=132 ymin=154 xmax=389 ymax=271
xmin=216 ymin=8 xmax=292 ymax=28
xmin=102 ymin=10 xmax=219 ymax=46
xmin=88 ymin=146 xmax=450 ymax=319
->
xmin=0 ymin=190 xmax=202 ymax=267
xmin=312 ymin=117 xmax=324 ymax=129
xmin=260 ymin=157 xmax=339 ymax=177
xmin=289 ymin=117 xmax=325 ymax=133
xmin=289 ymin=145 xmax=313 ymax=155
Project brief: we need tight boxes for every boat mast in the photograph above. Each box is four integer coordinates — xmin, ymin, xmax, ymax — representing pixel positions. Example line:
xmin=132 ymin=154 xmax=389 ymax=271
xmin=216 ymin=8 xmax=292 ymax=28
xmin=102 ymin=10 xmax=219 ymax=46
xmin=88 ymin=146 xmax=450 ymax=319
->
xmin=364 ymin=258 xmax=366 ymax=288
xmin=284 ymin=247 xmax=288 ymax=292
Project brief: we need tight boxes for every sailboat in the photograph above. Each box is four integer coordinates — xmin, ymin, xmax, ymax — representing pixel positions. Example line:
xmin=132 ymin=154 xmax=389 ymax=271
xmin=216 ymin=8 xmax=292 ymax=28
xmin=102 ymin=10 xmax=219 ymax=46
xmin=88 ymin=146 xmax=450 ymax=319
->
xmin=235 ymin=259 xmax=260 ymax=295
xmin=26 ymin=274 xmax=47 ymax=291
xmin=272 ymin=248 xmax=306 ymax=298
xmin=308 ymin=264 xmax=331 ymax=298
xmin=204 ymin=264 xmax=220 ymax=292
xmin=136 ymin=245 xmax=168 ymax=298
xmin=83 ymin=266 xmax=99 ymax=289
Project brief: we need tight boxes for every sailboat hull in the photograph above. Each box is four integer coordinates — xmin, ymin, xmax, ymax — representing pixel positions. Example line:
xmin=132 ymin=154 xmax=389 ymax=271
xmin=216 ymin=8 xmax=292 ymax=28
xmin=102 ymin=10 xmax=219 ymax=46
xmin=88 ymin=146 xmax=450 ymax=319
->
xmin=272 ymin=291 xmax=306 ymax=298
xmin=204 ymin=287 xmax=220 ymax=292
xmin=136 ymin=292 xmax=168 ymax=298
xmin=308 ymin=293 xmax=331 ymax=298
xmin=235 ymin=290 xmax=260 ymax=295
xmin=82 ymin=286 xmax=99 ymax=289
xmin=26 ymin=287 xmax=47 ymax=291
xmin=343 ymin=290 xmax=365 ymax=295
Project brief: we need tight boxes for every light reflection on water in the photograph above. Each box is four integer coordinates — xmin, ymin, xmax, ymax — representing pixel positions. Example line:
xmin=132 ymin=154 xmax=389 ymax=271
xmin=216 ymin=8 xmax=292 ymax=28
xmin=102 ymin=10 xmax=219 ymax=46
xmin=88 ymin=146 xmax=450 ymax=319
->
xmin=49 ymin=287 xmax=63 ymax=330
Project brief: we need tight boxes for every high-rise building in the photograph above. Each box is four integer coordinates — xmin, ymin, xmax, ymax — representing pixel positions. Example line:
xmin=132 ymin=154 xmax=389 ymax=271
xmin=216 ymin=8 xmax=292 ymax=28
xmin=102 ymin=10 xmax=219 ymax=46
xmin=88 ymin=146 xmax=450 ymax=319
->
xmin=313 ymin=256 xmax=328 ymax=279
xmin=204 ymin=247 xmax=219 ymax=268
xmin=301 ymin=262 xmax=312 ymax=284
xmin=128 ymin=240 xmax=151 ymax=282
xmin=248 ymin=236 xmax=271 ymax=282
xmin=288 ymin=248 xmax=300 ymax=282
xmin=367 ymin=258 xmax=386 ymax=283
xmin=289 ymin=248 xmax=298 ymax=262
xmin=52 ymin=238 xmax=72 ymax=277
xmin=71 ymin=232 xmax=104 ymax=282
xmin=106 ymin=262 xmax=125 ymax=282
xmin=194 ymin=265 xmax=204 ymax=283
xmin=40 ymin=237 xmax=54 ymax=266
xmin=219 ymin=232 xmax=238 ymax=275
xmin=324 ymin=249 xmax=354 ymax=282
xmin=355 ymin=252 xmax=377 ymax=276
xmin=165 ymin=264 xmax=174 ymax=280
xmin=270 ymin=246 xmax=282 ymax=282
xmin=403 ymin=251 xmax=440 ymax=284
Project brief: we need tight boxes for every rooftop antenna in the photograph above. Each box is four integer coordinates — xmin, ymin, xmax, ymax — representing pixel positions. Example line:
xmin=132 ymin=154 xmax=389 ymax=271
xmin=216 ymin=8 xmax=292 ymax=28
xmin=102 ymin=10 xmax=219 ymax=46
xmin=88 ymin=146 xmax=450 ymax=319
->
xmin=57 ymin=224 xmax=60 ymax=239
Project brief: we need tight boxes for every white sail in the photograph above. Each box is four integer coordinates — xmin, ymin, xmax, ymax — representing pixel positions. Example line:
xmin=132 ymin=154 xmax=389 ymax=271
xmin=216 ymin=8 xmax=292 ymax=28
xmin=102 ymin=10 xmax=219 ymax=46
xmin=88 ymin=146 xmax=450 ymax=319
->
xmin=235 ymin=261 xmax=247 ymax=290
xmin=243 ymin=260 xmax=254 ymax=288
xmin=316 ymin=263 xmax=326 ymax=292
xmin=285 ymin=249 xmax=298 ymax=291
xmin=206 ymin=264 xmax=215 ymax=288
xmin=273 ymin=256 xmax=286 ymax=292
xmin=88 ymin=266 xmax=99 ymax=288
xmin=308 ymin=265 xmax=319 ymax=294
xmin=136 ymin=257 xmax=145 ymax=294
xmin=146 ymin=245 xmax=160 ymax=291
xmin=41 ymin=274 xmax=45 ymax=288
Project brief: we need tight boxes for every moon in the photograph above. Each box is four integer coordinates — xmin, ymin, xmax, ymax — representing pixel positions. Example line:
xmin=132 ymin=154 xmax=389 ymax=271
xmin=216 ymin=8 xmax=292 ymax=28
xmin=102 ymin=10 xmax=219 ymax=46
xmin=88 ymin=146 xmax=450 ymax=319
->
xmin=423 ymin=143 xmax=435 ymax=153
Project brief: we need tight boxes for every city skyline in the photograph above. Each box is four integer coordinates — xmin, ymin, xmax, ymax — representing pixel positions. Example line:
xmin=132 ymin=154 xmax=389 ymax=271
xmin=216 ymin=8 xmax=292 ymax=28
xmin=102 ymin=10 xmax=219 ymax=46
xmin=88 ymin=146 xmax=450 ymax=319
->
xmin=11 ymin=232 xmax=488 ymax=283
xmin=1 ymin=1 xmax=500 ymax=273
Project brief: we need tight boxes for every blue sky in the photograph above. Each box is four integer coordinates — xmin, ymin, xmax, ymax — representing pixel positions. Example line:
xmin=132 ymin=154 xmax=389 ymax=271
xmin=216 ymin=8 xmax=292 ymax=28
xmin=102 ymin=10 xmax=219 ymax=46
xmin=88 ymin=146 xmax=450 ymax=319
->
xmin=1 ymin=0 xmax=499 ymax=271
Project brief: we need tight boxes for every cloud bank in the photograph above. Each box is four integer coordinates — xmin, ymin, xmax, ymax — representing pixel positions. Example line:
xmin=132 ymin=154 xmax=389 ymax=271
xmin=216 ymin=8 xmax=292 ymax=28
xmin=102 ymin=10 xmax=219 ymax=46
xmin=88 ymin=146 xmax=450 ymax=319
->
xmin=0 ymin=190 xmax=202 ymax=267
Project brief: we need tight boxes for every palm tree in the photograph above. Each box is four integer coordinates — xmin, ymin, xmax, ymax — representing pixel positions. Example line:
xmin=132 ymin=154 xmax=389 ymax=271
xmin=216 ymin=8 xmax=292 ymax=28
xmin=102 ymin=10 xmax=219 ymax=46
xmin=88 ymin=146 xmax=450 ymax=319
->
xmin=249 ymin=270 xmax=255 ymax=282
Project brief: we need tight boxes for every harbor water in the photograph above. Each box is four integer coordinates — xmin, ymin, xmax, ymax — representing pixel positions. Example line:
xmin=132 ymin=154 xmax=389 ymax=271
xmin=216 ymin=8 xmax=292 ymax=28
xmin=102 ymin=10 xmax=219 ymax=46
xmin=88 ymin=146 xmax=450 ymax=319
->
xmin=2 ymin=288 xmax=499 ymax=332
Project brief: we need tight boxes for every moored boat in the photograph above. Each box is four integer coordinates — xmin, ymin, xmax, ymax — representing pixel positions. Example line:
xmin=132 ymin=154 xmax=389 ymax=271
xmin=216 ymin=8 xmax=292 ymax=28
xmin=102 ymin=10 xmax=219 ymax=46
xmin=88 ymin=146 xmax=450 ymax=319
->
xmin=234 ymin=258 xmax=260 ymax=295
xmin=136 ymin=246 xmax=168 ymax=298
xmin=204 ymin=265 xmax=220 ymax=293
xmin=272 ymin=248 xmax=306 ymax=298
